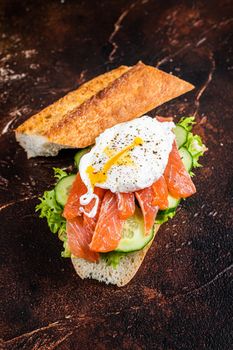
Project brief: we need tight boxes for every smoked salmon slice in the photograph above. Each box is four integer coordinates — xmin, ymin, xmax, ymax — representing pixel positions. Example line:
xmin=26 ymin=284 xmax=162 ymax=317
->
xmin=152 ymin=176 xmax=169 ymax=210
xmin=116 ymin=192 xmax=135 ymax=219
xmin=164 ymin=142 xmax=196 ymax=198
xmin=83 ymin=187 xmax=106 ymax=231
xmin=66 ymin=216 xmax=99 ymax=262
xmin=90 ymin=191 xmax=124 ymax=252
xmin=63 ymin=172 xmax=105 ymax=225
xmin=63 ymin=173 xmax=86 ymax=220
xmin=135 ymin=187 xmax=159 ymax=235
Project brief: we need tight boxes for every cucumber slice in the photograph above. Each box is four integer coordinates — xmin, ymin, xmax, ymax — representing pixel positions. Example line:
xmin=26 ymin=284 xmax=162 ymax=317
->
xmin=74 ymin=146 xmax=92 ymax=168
xmin=167 ymin=194 xmax=180 ymax=210
xmin=115 ymin=207 xmax=156 ymax=253
xmin=55 ymin=174 xmax=76 ymax=206
xmin=179 ymin=147 xmax=193 ymax=172
xmin=174 ymin=125 xmax=188 ymax=148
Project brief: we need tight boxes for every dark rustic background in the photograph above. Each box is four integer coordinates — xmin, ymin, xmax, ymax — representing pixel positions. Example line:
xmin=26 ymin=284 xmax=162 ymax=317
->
xmin=0 ymin=1 xmax=233 ymax=349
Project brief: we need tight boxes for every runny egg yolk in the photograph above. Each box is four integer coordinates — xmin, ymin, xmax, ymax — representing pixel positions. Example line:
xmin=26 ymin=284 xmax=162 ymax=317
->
xmin=104 ymin=147 xmax=134 ymax=167
xmin=86 ymin=136 xmax=143 ymax=188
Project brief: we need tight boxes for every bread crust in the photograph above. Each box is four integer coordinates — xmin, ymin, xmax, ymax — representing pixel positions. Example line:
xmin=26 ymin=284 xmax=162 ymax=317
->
xmin=16 ymin=65 xmax=130 ymax=136
xmin=71 ymin=224 xmax=160 ymax=287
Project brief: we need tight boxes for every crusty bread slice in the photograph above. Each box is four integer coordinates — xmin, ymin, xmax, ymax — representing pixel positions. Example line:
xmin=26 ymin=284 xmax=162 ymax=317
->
xmin=15 ymin=62 xmax=194 ymax=158
xmin=15 ymin=65 xmax=130 ymax=158
xmin=71 ymin=224 xmax=160 ymax=287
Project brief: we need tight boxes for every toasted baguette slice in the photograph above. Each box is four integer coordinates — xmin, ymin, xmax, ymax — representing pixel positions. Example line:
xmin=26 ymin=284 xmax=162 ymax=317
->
xmin=71 ymin=224 xmax=160 ymax=287
xmin=15 ymin=62 xmax=194 ymax=158
xmin=15 ymin=65 xmax=130 ymax=158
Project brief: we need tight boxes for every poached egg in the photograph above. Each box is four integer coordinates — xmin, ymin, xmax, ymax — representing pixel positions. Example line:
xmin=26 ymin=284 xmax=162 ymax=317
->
xmin=79 ymin=116 xmax=175 ymax=217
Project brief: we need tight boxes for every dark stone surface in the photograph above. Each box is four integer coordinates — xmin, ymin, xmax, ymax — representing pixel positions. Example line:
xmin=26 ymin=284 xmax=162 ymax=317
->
xmin=0 ymin=1 xmax=233 ymax=349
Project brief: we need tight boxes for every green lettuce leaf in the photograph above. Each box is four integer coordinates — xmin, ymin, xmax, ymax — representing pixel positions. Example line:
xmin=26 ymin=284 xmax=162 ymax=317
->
xmin=58 ymin=225 xmax=71 ymax=258
xmin=185 ymin=133 xmax=207 ymax=169
xmin=177 ymin=116 xmax=207 ymax=170
xmin=53 ymin=167 xmax=68 ymax=181
xmin=100 ymin=251 xmax=126 ymax=269
xmin=36 ymin=168 xmax=71 ymax=257
xmin=177 ymin=116 xmax=196 ymax=131
xmin=36 ymin=189 xmax=65 ymax=234
xmin=155 ymin=209 xmax=177 ymax=224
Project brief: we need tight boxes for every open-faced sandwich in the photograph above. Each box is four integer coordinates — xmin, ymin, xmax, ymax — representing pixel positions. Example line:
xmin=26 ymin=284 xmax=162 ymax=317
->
xmin=15 ymin=62 xmax=206 ymax=286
